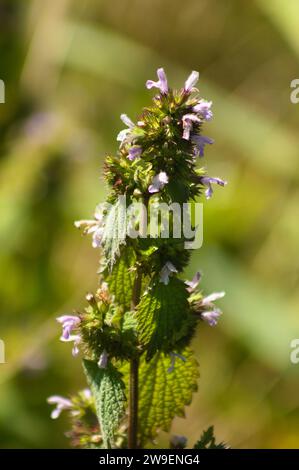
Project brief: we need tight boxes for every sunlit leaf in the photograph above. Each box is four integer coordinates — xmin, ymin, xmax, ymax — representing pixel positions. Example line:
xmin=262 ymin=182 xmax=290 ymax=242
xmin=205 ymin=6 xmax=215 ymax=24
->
xmin=136 ymin=277 xmax=194 ymax=359
xmin=138 ymin=347 xmax=199 ymax=444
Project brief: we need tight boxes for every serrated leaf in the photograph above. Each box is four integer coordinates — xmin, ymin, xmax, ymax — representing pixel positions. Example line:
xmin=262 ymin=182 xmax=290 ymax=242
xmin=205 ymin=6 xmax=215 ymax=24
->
xmin=138 ymin=347 xmax=199 ymax=444
xmin=106 ymin=247 xmax=136 ymax=309
xmin=122 ymin=310 xmax=137 ymax=333
xmin=136 ymin=277 xmax=193 ymax=358
xmin=168 ymin=178 xmax=190 ymax=203
xmin=193 ymin=426 xmax=228 ymax=449
xmin=101 ymin=196 xmax=127 ymax=269
xmin=82 ymin=360 xmax=126 ymax=448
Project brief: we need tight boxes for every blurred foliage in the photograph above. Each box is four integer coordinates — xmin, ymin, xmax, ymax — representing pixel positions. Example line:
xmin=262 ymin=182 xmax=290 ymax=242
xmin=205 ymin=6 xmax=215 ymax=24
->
xmin=0 ymin=0 xmax=299 ymax=448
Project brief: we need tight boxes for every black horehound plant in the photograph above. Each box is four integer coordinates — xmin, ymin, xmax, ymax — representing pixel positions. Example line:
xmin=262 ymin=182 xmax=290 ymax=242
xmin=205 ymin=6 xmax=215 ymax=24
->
xmin=48 ymin=68 xmax=227 ymax=449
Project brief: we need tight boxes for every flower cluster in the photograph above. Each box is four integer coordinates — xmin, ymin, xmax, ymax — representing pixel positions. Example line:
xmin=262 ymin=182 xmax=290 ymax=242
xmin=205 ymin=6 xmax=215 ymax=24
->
xmin=47 ymin=389 xmax=107 ymax=448
xmin=187 ymin=272 xmax=225 ymax=327
xmin=74 ymin=205 xmax=106 ymax=248
xmin=75 ymin=67 xmax=227 ymax=257
xmin=56 ymin=314 xmax=81 ymax=356
xmin=49 ymin=67 xmax=227 ymax=450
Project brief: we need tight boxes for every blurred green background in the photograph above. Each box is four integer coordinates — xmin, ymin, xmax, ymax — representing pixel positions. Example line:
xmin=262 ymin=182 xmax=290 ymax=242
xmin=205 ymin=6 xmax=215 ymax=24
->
xmin=1 ymin=0 xmax=299 ymax=449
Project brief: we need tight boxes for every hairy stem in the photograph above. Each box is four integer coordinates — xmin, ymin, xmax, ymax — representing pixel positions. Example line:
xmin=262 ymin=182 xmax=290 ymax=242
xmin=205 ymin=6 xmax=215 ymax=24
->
xmin=128 ymin=267 xmax=142 ymax=449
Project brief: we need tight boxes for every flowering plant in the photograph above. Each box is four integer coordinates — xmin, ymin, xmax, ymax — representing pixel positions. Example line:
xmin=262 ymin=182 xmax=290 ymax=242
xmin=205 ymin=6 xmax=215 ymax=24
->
xmin=48 ymin=68 xmax=226 ymax=449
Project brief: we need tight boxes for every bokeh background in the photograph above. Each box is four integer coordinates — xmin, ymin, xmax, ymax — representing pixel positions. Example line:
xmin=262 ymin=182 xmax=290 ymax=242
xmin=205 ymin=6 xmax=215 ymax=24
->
xmin=1 ymin=0 xmax=299 ymax=449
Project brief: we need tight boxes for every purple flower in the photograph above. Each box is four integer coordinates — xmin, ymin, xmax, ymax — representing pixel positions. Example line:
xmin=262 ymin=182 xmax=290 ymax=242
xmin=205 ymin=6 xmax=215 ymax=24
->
xmin=182 ymin=114 xmax=200 ymax=140
xmin=202 ymin=291 xmax=225 ymax=305
xmin=97 ymin=350 xmax=108 ymax=369
xmin=146 ymin=68 xmax=168 ymax=94
xmin=89 ymin=207 xmax=105 ymax=248
xmin=170 ymin=435 xmax=188 ymax=449
xmin=200 ymin=291 xmax=225 ymax=326
xmin=201 ymin=309 xmax=222 ymax=327
xmin=192 ymin=135 xmax=214 ymax=157
xmin=117 ymin=114 xmax=135 ymax=144
xmin=61 ymin=334 xmax=81 ymax=357
xmin=128 ymin=145 xmax=142 ymax=161
xmin=56 ymin=315 xmax=81 ymax=340
xmin=120 ymin=114 xmax=135 ymax=128
xmin=57 ymin=315 xmax=81 ymax=356
xmin=148 ymin=171 xmax=169 ymax=193
xmin=81 ymin=389 xmax=92 ymax=400
xmin=117 ymin=128 xmax=130 ymax=142
xmin=185 ymin=271 xmax=201 ymax=292
xmin=193 ymin=100 xmax=213 ymax=121
xmin=47 ymin=395 xmax=73 ymax=419
xmin=200 ymin=176 xmax=227 ymax=199
xmin=74 ymin=205 xmax=105 ymax=248
xmin=160 ymin=261 xmax=177 ymax=285
xmin=192 ymin=285 xmax=224 ymax=326
xmin=184 ymin=71 xmax=199 ymax=93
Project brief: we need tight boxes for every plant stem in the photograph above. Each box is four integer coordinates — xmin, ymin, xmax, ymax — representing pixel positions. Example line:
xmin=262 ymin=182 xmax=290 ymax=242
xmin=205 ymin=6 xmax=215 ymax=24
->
xmin=128 ymin=268 xmax=142 ymax=449
xmin=128 ymin=355 xmax=139 ymax=448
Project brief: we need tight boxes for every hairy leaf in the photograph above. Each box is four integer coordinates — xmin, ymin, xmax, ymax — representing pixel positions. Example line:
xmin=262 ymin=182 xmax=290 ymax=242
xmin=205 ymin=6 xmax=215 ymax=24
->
xmin=136 ymin=277 xmax=193 ymax=358
xmin=138 ymin=347 xmax=199 ymax=444
xmin=83 ymin=359 xmax=126 ymax=448
xmin=106 ymin=247 xmax=136 ymax=309
xmin=101 ymin=196 xmax=127 ymax=269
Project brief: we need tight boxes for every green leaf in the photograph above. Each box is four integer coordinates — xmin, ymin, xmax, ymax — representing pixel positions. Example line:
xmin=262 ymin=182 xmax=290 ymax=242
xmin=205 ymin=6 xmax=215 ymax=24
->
xmin=138 ymin=347 xmax=199 ymax=444
xmin=167 ymin=178 xmax=190 ymax=204
xmin=193 ymin=426 xmax=227 ymax=449
xmin=101 ymin=196 xmax=127 ymax=269
xmin=82 ymin=360 xmax=126 ymax=448
xmin=106 ymin=247 xmax=136 ymax=309
xmin=136 ymin=277 xmax=193 ymax=359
